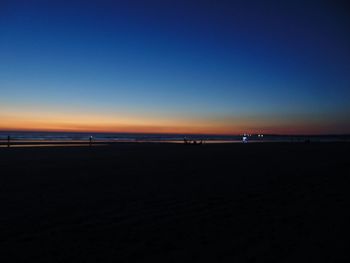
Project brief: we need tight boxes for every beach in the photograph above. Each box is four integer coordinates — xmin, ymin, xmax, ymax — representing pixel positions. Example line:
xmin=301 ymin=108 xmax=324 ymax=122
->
xmin=0 ymin=142 xmax=349 ymax=262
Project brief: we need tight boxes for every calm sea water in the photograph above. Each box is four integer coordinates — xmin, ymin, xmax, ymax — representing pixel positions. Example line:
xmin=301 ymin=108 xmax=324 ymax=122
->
xmin=0 ymin=131 xmax=349 ymax=143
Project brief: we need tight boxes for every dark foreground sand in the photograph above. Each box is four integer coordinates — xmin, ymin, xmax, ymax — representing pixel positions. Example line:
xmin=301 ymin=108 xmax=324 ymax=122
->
xmin=0 ymin=143 xmax=349 ymax=262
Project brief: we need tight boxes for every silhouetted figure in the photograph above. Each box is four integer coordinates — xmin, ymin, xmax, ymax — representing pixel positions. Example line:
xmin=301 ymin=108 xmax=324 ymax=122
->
xmin=89 ymin=136 xmax=93 ymax=146
xmin=7 ymin=135 xmax=10 ymax=147
xmin=193 ymin=140 xmax=197 ymax=145
xmin=184 ymin=137 xmax=188 ymax=144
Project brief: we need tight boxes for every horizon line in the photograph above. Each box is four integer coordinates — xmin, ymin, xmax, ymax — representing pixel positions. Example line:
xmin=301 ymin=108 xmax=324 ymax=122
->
xmin=1 ymin=129 xmax=349 ymax=137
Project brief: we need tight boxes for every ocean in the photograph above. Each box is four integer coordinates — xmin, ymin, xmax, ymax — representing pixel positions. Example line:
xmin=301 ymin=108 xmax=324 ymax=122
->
xmin=0 ymin=131 xmax=349 ymax=145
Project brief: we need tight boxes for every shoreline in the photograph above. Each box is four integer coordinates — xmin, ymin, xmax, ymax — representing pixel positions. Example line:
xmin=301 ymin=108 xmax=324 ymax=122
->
xmin=1 ymin=140 xmax=349 ymax=148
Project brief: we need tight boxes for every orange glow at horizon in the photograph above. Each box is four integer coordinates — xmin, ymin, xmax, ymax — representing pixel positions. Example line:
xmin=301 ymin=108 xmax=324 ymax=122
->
xmin=0 ymin=110 xmax=348 ymax=135
xmin=0 ymin=111 xmax=233 ymax=135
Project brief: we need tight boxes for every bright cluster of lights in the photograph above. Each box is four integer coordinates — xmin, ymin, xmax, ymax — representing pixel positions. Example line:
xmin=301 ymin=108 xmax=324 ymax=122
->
xmin=242 ymin=133 xmax=264 ymax=137
xmin=241 ymin=133 xmax=264 ymax=143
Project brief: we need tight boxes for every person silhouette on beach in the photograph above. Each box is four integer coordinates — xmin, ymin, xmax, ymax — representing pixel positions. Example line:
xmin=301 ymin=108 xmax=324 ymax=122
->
xmin=89 ymin=136 xmax=93 ymax=146
xmin=7 ymin=135 xmax=10 ymax=147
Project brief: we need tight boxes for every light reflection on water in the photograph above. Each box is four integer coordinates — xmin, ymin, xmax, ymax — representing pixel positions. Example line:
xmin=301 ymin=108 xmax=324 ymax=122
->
xmin=0 ymin=139 xmax=245 ymax=148
xmin=0 ymin=139 xmax=309 ymax=148
xmin=156 ymin=140 xmax=242 ymax=144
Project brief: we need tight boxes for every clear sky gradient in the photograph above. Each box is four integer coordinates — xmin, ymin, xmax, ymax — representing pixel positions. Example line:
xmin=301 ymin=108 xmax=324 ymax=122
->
xmin=1 ymin=0 xmax=349 ymax=134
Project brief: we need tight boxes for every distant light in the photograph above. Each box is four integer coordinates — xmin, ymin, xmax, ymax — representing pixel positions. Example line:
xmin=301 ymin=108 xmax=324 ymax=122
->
xmin=242 ymin=136 xmax=248 ymax=143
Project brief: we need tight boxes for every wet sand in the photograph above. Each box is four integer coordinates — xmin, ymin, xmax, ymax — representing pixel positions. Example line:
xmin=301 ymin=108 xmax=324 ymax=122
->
xmin=0 ymin=143 xmax=349 ymax=262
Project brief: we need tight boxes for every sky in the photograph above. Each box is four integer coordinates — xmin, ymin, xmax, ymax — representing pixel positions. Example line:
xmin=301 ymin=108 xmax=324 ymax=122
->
xmin=1 ymin=0 xmax=349 ymax=135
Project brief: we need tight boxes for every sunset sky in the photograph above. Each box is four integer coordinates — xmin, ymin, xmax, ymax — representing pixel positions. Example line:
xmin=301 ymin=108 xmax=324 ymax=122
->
xmin=1 ymin=0 xmax=349 ymax=135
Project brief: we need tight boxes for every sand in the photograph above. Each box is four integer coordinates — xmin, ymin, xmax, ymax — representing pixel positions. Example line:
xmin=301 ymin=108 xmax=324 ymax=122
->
xmin=0 ymin=142 xmax=349 ymax=262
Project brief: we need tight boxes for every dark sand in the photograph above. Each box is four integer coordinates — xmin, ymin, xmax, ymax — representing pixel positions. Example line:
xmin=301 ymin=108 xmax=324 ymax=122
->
xmin=0 ymin=143 xmax=349 ymax=262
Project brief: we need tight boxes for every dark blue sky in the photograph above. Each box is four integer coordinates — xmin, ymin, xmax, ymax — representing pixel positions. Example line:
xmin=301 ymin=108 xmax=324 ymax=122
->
xmin=1 ymin=0 xmax=349 ymax=134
